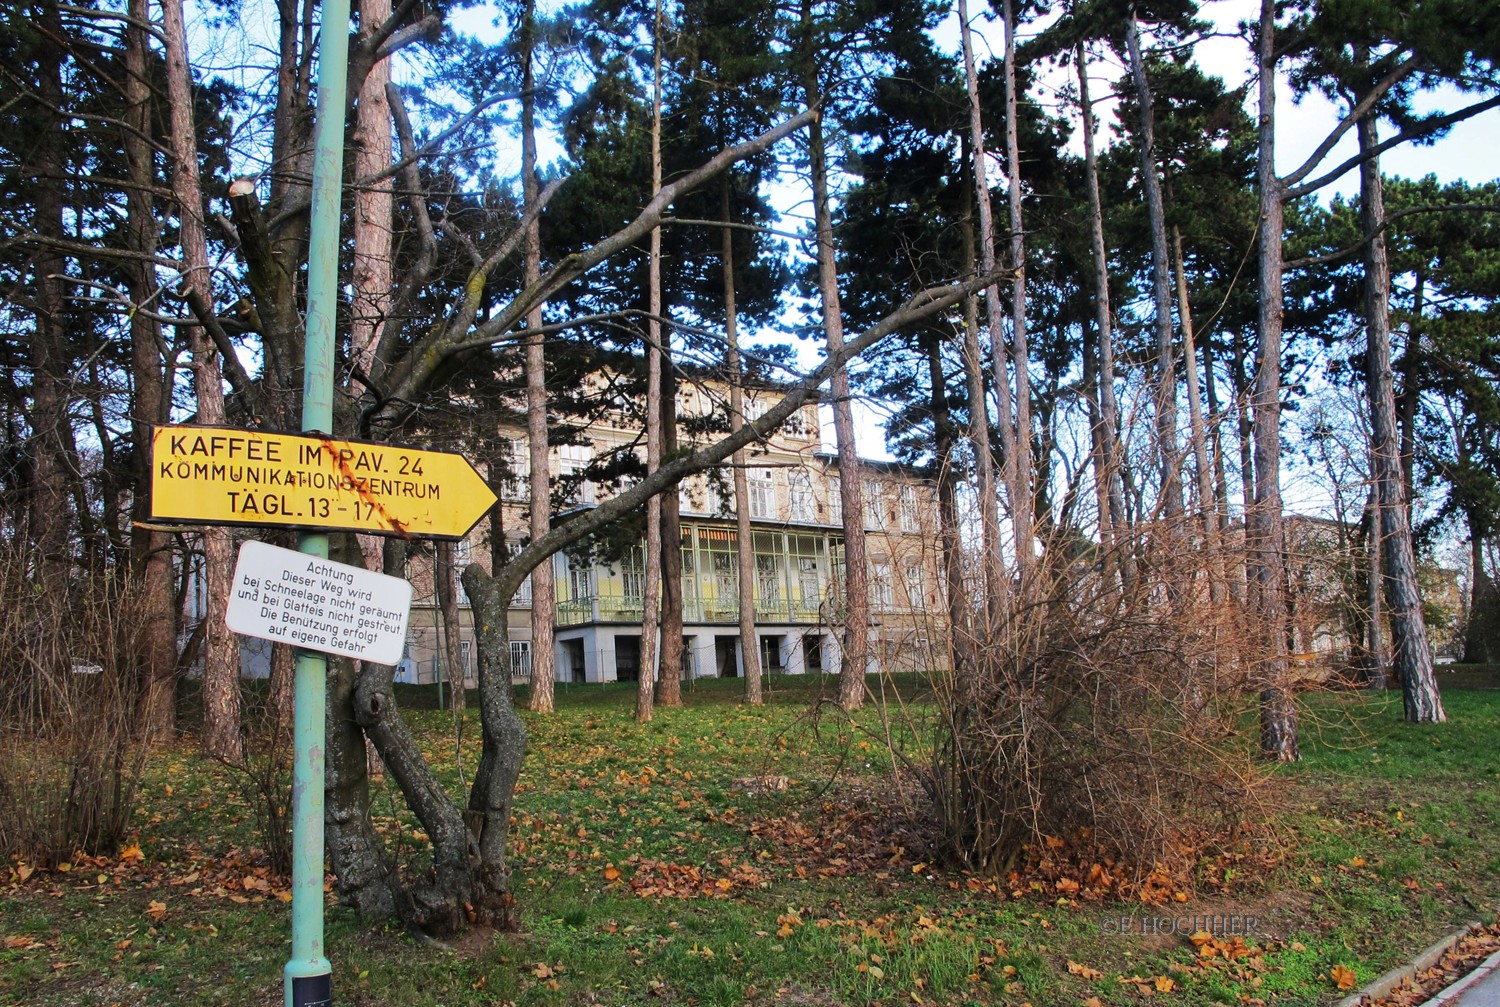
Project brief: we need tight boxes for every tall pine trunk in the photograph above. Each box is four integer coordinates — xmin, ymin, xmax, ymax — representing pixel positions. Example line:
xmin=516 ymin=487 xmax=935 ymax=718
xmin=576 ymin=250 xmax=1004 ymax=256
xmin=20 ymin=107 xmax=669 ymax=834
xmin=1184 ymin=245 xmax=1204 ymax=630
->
xmin=520 ymin=2 xmax=557 ymax=714
xmin=123 ymin=0 xmax=179 ymax=726
xmin=1357 ymin=112 xmax=1444 ymax=723
xmin=636 ymin=0 xmax=666 ymax=723
xmin=1124 ymin=9 xmax=1183 ymax=536
xmin=1173 ymin=223 xmax=1225 ymax=598
xmin=162 ymin=0 xmax=241 ymax=756
xmin=957 ymin=2 xmax=1007 ymax=611
xmin=801 ymin=0 xmax=867 ymax=709
xmin=1075 ymin=43 xmax=1131 ymax=590
xmin=723 ymin=181 xmax=763 ymax=704
xmin=1251 ymin=0 xmax=1298 ymax=761
xmin=1000 ymin=0 xmax=1035 ymax=581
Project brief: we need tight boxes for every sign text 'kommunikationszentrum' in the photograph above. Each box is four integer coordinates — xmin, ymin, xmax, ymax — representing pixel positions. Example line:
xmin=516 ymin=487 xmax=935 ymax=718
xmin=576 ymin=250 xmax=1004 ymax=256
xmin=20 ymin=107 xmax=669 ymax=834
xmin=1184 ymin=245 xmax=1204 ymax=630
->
xmin=150 ymin=425 xmax=497 ymax=539
xmin=225 ymin=540 xmax=411 ymax=665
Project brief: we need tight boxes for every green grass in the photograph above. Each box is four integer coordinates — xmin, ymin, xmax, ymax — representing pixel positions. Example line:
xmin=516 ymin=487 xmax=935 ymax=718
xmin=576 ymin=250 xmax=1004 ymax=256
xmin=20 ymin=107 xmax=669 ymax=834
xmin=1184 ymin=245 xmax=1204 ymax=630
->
xmin=4 ymin=677 xmax=1500 ymax=1006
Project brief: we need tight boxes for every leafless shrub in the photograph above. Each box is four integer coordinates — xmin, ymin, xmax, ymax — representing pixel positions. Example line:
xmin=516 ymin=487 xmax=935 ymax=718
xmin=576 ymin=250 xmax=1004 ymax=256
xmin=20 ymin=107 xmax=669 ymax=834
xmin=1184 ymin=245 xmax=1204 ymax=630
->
xmin=0 ymin=549 xmax=150 ymax=864
xmin=928 ymin=536 xmax=1269 ymax=876
xmin=215 ymin=682 xmax=294 ymax=877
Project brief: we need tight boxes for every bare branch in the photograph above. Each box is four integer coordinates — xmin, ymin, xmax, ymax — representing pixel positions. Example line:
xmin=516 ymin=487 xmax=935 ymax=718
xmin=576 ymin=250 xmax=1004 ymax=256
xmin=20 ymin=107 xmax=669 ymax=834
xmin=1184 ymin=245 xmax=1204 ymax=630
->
xmin=1283 ymin=203 xmax=1500 ymax=271
xmin=1285 ymin=93 xmax=1500 ymax=200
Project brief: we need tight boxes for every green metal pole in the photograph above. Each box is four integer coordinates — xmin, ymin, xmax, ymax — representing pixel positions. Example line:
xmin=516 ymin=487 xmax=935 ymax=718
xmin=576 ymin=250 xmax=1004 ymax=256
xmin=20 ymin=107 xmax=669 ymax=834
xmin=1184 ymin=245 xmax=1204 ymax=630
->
xmin=286 ymin=0 xmax=351 ymax=1002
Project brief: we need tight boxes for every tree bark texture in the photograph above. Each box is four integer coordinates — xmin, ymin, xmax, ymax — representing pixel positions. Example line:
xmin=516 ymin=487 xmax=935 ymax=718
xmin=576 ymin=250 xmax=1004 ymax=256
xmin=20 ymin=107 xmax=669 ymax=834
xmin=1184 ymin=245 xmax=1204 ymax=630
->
xmin=1251 ymin=0 xmax=1298 ymax=761
xmin=1358 ymin=113 xmax=1444 ymax=723
xmin=1075 ymin=44 xmax=1132 ymax=592
xmin=162 ymin=0 xmax=241 ymax=755
xmin=636 ymin=0 xmax=666 ymax=724
xmin=800 ymin=5 xmax=867 ymax=710
xmin=123 ymin=0 xmax=179 ymax=730
xmin=1124 ymin=9 xmax=1183 ymax=536
xmin=723 ymin=182 xmax=763 ymax=704
xmin=957 ymin=1 xmax=1009 ymax=613
xmin=520 ymin=4 xmax=557 ymax=714
xmin=1000 ymin=0 xmax=1035 ymax=581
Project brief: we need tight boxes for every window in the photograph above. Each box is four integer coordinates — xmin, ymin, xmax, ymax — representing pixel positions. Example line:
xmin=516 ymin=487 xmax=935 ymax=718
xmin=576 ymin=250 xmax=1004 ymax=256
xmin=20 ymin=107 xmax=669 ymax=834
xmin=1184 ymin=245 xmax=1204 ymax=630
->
xmin=622 ymin=548 xmax=645 ymax=604
xmin=871 ymin=561 xmax=894 ymax=610
xmin=797 ymin=556 xmax=820 ymax=607
xmin=454 ymin=536 xmax=472 ymax=566
xmin=558 ymin=444 xmax=593 ymax=504
xmin=899 ymin=484 xmax=920 ymax=532
xmin=705 ymin=469 xmax=726 ymax=516
xmin=905 ymin=562 xmax=924 ymax=609
xmin=863 ymin=478 xmax=885 ymax=529
xmin=788 ymin=469 xmax=814 ymax=522
xmin=566 ymin=552 xmax=592 ymax=601
xmin=748 ymin=468 xmax=775 ymax=518
xmin=514 ymin=572 xmax=533 ymax=608
xmin=745 ymin=396 xmax=767 ymax=422
xmin=502 ymin=439 xmax=529 ymax=500
xmin=828 ymin=475 xmax=842 ymax=523
xmin=510 ymin=640 xmax=532 ymax=677
xmin=756 ymin=554 xmax=781 ymax=604
xmin=713 ymin=552 xmax=738 ymax=605
xmin=783 ymin=407 xmax=811 ymax=439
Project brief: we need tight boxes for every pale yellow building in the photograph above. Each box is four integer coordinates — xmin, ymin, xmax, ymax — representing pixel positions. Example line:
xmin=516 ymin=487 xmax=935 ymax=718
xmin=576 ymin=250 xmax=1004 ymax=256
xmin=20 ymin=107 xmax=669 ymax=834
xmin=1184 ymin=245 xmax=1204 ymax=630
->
xmin=396 ymin=372 xmax=947 ymax=688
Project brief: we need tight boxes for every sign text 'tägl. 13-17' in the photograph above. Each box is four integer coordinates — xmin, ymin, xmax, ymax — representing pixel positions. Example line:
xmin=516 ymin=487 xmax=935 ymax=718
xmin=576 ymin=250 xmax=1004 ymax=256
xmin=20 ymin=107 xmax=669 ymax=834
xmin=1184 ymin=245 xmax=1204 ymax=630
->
xmin=150 ymin=425 xmax=497 ymax=539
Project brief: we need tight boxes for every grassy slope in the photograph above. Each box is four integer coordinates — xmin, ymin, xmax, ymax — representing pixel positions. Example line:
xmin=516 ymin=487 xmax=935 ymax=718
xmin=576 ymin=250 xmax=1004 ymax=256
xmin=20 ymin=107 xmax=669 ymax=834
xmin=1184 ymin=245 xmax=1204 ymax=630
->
xmin=3 ymin=674 xmax=1497 ymax=1007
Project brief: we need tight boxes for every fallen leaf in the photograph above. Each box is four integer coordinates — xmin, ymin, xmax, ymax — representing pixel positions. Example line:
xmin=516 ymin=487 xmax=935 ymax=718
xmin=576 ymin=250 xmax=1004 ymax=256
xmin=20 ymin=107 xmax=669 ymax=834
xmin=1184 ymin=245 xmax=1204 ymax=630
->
xmin=1330 ymin=964 xmax=1357 ymax=990
xmin=1153 ymin=976 xmax=1174 ymax=992
xmin=1068 ymin=961 xmax=1105 ymax=981
xmin=146 ymin=900 xmax=167 ymax=921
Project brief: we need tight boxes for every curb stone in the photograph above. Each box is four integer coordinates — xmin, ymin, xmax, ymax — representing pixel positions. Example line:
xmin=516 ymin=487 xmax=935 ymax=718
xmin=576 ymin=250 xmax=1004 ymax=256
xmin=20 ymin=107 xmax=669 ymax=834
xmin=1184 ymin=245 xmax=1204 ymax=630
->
xmin=1334 ymin=921 xmax=1480 ymax=1007
xmin=1417 ymin=948 xmax=1500 ymax=1006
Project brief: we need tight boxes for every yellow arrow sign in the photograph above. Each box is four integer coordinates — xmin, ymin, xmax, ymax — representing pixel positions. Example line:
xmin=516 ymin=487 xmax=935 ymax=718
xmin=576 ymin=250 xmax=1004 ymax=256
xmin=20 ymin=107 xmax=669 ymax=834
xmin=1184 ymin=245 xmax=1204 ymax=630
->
xmin=150 ymin=425 xmax=497 ymax=539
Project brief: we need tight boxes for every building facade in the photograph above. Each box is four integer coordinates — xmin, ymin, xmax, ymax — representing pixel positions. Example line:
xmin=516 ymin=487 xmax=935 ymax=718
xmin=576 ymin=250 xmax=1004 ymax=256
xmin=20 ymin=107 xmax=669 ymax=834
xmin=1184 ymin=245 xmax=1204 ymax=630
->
xmin=397 ymin=375 xmax=948 ymax=687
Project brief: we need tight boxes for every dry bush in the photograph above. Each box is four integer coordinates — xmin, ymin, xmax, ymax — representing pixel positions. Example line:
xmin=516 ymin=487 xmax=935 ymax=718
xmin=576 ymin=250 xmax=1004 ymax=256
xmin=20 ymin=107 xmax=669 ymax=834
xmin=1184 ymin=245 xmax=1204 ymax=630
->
xmin=928 ymin=538 xmax=1269 ymax=876
xmin=0 ymin=550 xmax=150 ymax=864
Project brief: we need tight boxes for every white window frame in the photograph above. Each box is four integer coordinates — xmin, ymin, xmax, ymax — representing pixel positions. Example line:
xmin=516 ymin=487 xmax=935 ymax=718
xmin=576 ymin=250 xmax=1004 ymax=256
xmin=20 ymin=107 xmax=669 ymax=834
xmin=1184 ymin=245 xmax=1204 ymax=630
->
xmin=748 ymin=467 xmax=775 ymax=519
xmin=788 ymin=469 xmax=814 ymax=522
xmin=899 ymin=484 xmax=920 ymax=532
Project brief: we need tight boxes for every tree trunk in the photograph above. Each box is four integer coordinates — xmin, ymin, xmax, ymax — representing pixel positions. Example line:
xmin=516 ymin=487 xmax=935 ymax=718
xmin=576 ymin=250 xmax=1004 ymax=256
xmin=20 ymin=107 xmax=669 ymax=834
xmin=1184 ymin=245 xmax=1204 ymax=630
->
xmin=925 ymin=335 xmax=969 ymax=677
xmin=435 ymin=542 xmax=466 ymax=712
xmin=162 ymin=0 xmax=241 ymax=756
xmin=1173 ymin=222 xmax=1226 ymax=598
xmin=24 ymin=7 xmax=76 ymax=581
xmin=801 ymin=0 xmax=867 ymax=710
xmin=520 ymin=3 xmax=557 ymax=714
xmin=636 ymin=0 xmax=666 ymax=723
xmin=1124 ymin=8 xmax=1183 ymax=537
xmin=1000 ymin=0 xmax=1035 ymax=581
xmin=123 ymin=0 xmax=179 ymax=727
xmin=1075 ymin=43 xmax=1132 ymax=591
xmin=1363 ymin=489 xmax=1389 ymax=686
xmin=350 ymin=0 xmax=393 ymax=386
xmin=723 ymin=181 xmax=763 ymax=704
xmin=1465 ymin=505 xmax=1496 ymax=664
xmin=1358 ymin=112 xmax=1444 ymax=723
xmin=658 ymin=356 xmax=685 ymax=705
xmin=1251 ymin=0 xmax=1298 ymax=761
xmin=957 ymin=0 xmax=1008 ymax=612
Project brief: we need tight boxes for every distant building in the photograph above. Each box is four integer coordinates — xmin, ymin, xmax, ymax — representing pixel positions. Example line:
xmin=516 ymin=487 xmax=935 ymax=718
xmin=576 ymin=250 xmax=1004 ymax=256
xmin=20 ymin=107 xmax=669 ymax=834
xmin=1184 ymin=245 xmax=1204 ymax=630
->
xmin=396 ymin=373 xmax=948 ymax=687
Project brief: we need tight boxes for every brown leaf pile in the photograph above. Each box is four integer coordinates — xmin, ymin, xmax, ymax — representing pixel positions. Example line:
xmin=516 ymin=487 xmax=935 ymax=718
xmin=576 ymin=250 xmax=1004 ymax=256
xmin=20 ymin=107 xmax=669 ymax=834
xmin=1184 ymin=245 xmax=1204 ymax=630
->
xmin=1360 ymin=922 xmax=1500 ymax=1007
